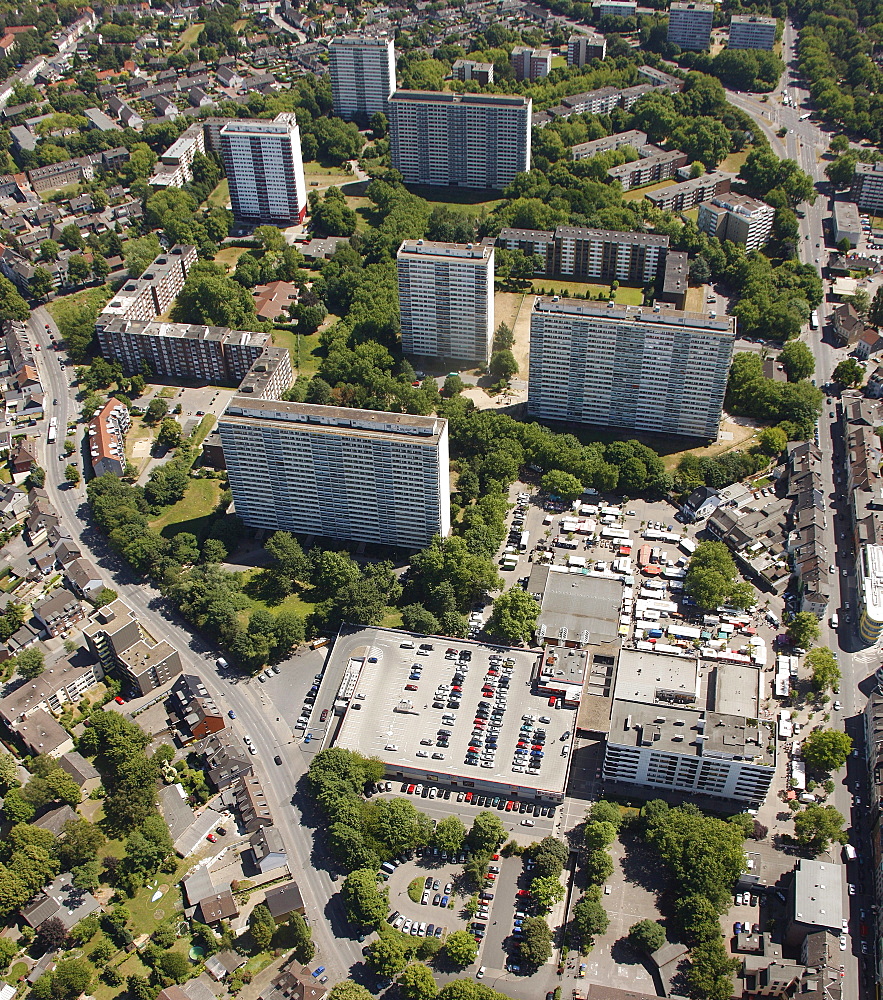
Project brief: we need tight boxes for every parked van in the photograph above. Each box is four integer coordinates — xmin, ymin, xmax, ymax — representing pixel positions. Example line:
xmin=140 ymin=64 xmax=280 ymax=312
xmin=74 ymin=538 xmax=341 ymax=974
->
xmin=400 ymin=640 xmax=415 ymax=649
xmin=830 ymin=613 xmax=839 ymax=628
xmin=380 ymin=861 xmax=396 ymax=875
xmin=843 ymin=844 xmax=857 ymax=861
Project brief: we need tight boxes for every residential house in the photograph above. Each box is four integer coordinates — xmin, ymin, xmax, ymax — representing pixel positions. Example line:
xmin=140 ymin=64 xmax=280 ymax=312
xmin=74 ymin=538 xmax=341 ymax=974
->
xmin=832 ymin=302 xmax=865 ymax=345
xmin=10 ymin=440 xmax=35 ymax=475
xmin=856 ymin=327 xmax=883 ymax=361
xmin=33 ymin=804 xmax=77 ymax=835
xmin=230 ymin=774 xmax=273 ymax=831
xmin=15 ymin=709 xmax=74 ymax=757
xmin=64 ymin=557 xmax=104 ymax=600
xmin=205 ymin=952 xmax=246 ymax=982
xmin=680 ymin=485 xmax=721 ymax=522
xmin=259 ymin=960 xmax=326 ymax=1000
xmin=33 ymin=590 xmax=85 ymax=637
xmin=53 ymin=539 xmax=81 ymax=569
xmin=250 ymin=826 xmax=288 ymax=873
xmin=168 ymin=673 xmax=225 ymax=742
xmin=58 ymin=750 xmax=101 ymax=794
xmin=20 ymin=873 xmax=100 ymax=930
xmin=263 ymin=882 xmax=305 ymax=922
xmin=198 ymin=889 xmax=239 ymax=924
xmin=193 ymin=731 xmax=252 ymax=790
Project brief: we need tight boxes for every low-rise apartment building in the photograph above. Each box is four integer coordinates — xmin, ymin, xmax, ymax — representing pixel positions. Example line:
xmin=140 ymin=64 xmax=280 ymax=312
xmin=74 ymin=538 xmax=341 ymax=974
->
xmin=33 ymin=590 xmax=85 ymax=637
xmin=452 ymin=59 xmax=495 ymax=84
xmin=833 ymin=200 xmax=862 ymax=247
xmin=88 ymin=399 xmax=131 ymax=478
xmin=644 ymin=171 xmax=732 ymax=212
xmin=83 ymin=599 xmax=183 ymax=696
xmin=570 ymin=129 xmax=648 ymax=161
xmin=510 ymin=48 xmax=551 ymax=81
xmin=0 ymin=656 xmax=104 ymax=726
xmin=149 ymin=122 xmax=206 ymax=188
xmin=607 ymin=149 xmax=689 ymax=191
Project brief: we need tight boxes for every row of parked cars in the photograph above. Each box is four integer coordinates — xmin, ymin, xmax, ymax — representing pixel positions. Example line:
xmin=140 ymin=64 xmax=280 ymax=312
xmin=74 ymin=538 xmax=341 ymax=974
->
xmin=388 ymin=911 xmax=445 ymax=939
xmin=398 ymin=781 xmax=556 ymax=818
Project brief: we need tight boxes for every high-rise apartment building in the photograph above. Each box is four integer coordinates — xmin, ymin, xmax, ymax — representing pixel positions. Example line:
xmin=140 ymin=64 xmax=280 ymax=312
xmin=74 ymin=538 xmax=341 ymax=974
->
xmin=851 ymin=162 xmax=883 ymax=214
xmin=218 ymin=400 xmax=451 ymax=549
xmin=528 ymin=297 xmax=735 ymax=439
xmin=698 ymin=193 xmax=775 ymax=250
xmin=220 ymin=114 xmax=307 ymax=224
xmin=592 ymin=0 xmax=636 ymax=17
xmin=388 ymin=91 xmax=531 ymax=190
xmin=567 ymin=32 xmax=607 ymax=67
xmin=397 ymin=240 xmax=494 ymax=363
xmin=329 ymin=35 xmax=396 ymax=122
xmin=667 ymin=1 xmax=714 ymax=50
xmin=728 ymin=14 xmax=776 ymax=50
xmin=510 ymin=47 xmax=553 ymax=80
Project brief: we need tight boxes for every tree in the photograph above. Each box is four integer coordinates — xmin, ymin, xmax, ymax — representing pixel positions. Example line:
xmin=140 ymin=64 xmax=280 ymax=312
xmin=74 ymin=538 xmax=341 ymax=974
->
xmin=684 ymin=541 xmax=754 ymax=611
xmin=398 ymin=964 xmax=437 ymax=1000
xmin=628 ymin=919 xmax=666 ymax=954
xmin=288 ymin=911 xmax=314 ymax=964
xmin=488 ymin=350 xmax=518 ymax=382
xmin=59 ymin=224 xmax=85 ymax=251
xmin=35 ymin=916 xmax=68 ymax=953
xmin=67 ymin=256 xmax=91 ymax=285
xmin=443 ymin=375 xmax=464 ymax=397
xmin=529 ymin=837 xmax=569 ymax=880
xmin=832 ymin=358 xmax=865 ymax=387
xmin=433 ymin=816 xmax=466 ymax=855
xmin=779 ymin=340 xmax=815 ymax=382
xmin=485 ymin=588 xmax=540 ymax=644
xmin=366 ymin=935 xmax=408 ymax=977
xmin=0 ymin=275 xmax=31 ymax=326
xmin=159 ymin=950 xmax=191 ymax=983
xmin=341 ymin=869 xmax=389 ymax=928
xmin=201 ymin=538 xmax=227 ymax=564
xmin=584 ymin=820 xmax=616 ymax=852
xmin=39 ymin=240 xmax=60 ymax=262
xmin=794 ymin=804 xmax=847 ymax=854
xmin=16 ymin=649 xmax=44 ymax=680
xmin=530 ymin=875 xmax=566 ymax=914
xmin=51 ymin=958 xmax=93 ymax=1000
xmin=685 ymin=937 xmax=739 ymax=1000
xmin=493 ymin=322 xmax=515 ymax=351
xmin=401 ymin=605 xmax=441 ymax=636
xmin=802 ymin=729 xmax=853 ymax=772
xmin=145 ymin=397 xmax=169 ymax=425
xmin=806 ymin=647 xmax=841 ymax=694
xmin=519 ymin=916 xmax=552 ymax=966
xmin=757 ymin=426 xmax=788 ymax=456
xmin=93 ymin=587 xmax=117 ymax=608
xmin=584 ymin=849 xmax=614 ymax=885
xmin=468 ymin=811 xmax=506 ymax=854
xmin=787 ymin=611 xmax=820 ymax=649
xmin=248 ymin=903 xmax=276 ymax=952
xmin=328 ymin=985 xmax=373 ymax=1000
xmin=0 ymin=937 xmax=17 ymax=970
xmin=0 ymin=755 xmax=18 ymax=794
xmin=64 ymin=464 xmax=81 ymax=485
xmin=157 ymin=418 xmax=182 ymax=450
xmin=30 ymin=268 xmax=54 ymax=301
xmin=541 ymin=470 xmax=583 ymax=499
xmin=443 ymin=929 xmax=478 ymax=968
xmin=572 ymin=887 xmax=608 ymax=942
xmin=869 ymin=286 xmax=883 ymax=327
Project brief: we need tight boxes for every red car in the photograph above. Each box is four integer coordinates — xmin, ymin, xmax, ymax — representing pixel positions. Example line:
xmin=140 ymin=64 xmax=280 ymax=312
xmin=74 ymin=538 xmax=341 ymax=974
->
xmin=516 ymin=889 xmax=530 ymax=898
xmin=548 ymin=696 xmax=556 ymax=706
xmin=406 ymin=684 xmax=418 ymax=691
xmin=505 ymin=801 xmax=514 ymax=811
xmin=320 ymin=709 xmax=328 ymax=722
xmin=207 ymin=833 xmax=217 ymax=843
xmin=485 ymin=874 xmax=496 ymax=881
xmin=408 ymin=784 xmax=416 ymax=794
xmin=861 ymin=924 xmax=868 ymax=937
xmin=465 ymin=792 xmax=473 ymax=802
xmin=114 ymin=696 xmax=125 ymax=704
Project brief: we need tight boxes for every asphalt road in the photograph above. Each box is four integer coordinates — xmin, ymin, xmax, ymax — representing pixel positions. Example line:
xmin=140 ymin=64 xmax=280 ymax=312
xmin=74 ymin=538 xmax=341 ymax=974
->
xmin=723 ymin=29 xmax=872 ymax=995
xmin=26 ymin=307 xmax=365 ymax=983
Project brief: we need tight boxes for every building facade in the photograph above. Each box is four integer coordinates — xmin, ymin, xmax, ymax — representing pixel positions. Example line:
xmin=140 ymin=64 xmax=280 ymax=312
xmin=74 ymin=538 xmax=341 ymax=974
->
xmin=667 ymin=1 xmax=714 ymax=50
xmin=852 ymin=162 xmax=883 ymax=214
xmin=220 ymin=114 xmax=307 ymax=224
xmin=329 ymin=35 xmax=396 ymax=122
xmin=452 ymin=59 xmax=494 ymax=85
xmin=607 ymin=149 xmax=688 ymax=191
xmin=388 ymin=91 xmax=531 ymax=190
xmin=728 ymin=14 xmax=776 ymax=49
xmin=218 ymin=400 xmax=451 ymax=549
xmin=698 ymin=193 xmax=775 ymax=250
xmin=567 ymin=32 xmax=607 ymax=66
xmin=397 ymin=240 xmax=494 ymax=363
xmin=833 ymin=200 xmax=862 ymax=247
xmin=644 ymin=171 xmax=732 ymax=212
xmin=570 ymin=129 xmax=648 ymax=161
xmin=528 ymin=297 xmax=736 ymax=439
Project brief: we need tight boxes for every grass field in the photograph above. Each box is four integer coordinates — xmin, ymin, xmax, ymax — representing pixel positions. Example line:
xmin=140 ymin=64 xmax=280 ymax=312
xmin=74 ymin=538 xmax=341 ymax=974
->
xmin=414 ymin=187 xmax=505 ymax=217
xmin=527 ymin=278 xmax=644 ymax=305
xmin=150 ymin=477 xmax=223 ymax=539
xmin=344 ymin=195 xmax=373 ymax=231
xmin=622 ymin=179 xmax=674 ymax=202
xmin=47 ymin=284 xmax=114 ymax=322
xmin=174 ymin=22 xmax=203 ymax=52
xmin=205 ymin=177 xmax=229 ymax=209
xmin=719 ymin=148 xmax=751 ymax=174
xmin=40 ymin=183 xmax=80 ymax=202
xmin=214 ymin=245 xmax=248 ymax=271
xmin=304 ymin=161 xmax=351 ymax=189
xmin=272 ymin=328 xmax=324 ymax=376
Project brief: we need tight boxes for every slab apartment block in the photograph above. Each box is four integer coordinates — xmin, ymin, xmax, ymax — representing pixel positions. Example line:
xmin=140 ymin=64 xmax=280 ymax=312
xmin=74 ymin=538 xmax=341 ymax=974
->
xmin=510 ymin=47 xmax=552 ymax=81
xmin=96 ymin=245 xmax=197 ymax=332
xmin=218 ymin=400 xmax=451 ymax=549
xmin=496 ymin=226 xmax=668 ymax=284
xmin=528 ymin=297 xmax=736 ymax=439
xmin=452 ymin=59 xmax=495 ymax=85
xmin=329 ymin=35 xmax=396 ymax=121
xmin=570 ymin=129 xmax=648 ymax=161
xmin=397 ymin=239 xmax=494 ymax=363
xmin=592 ymin=0 xmax=637 ymax=16
xmin=388 ymin=90 xmax=531 ymax=190
xmin=728 ymin=14 xmax=777 ymax=49
xmin=220 ymin=114 xmax=307 ymax=224
xmin=667 ymin=2 xmax=714 ymax=50
xmin=851 ymin=161 xmax=883 ymax=214
xmin=644 ymin=170 xmax=731 ymax=212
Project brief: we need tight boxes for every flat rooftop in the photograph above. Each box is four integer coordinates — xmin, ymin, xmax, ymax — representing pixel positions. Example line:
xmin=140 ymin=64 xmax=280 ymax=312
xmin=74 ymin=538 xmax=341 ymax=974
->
xmin=331 ymin=628 xmax=576 ymax=797
xmin=533 ymin=296 xmax=736 ymax=334
xmin=793 ymin=859 xmax=843 ymax=930
xmin=398 ymin=240 xmax=492 ymax=262
xmin=221 ymin=399 xmax=446 ymax=445
xmin=389 ymin=90 xmax=531 ymax=109
xmin=613 ymin=647 xmax=702 ymax=706
xmin=528 ymin=565 xmax=623 ymax=646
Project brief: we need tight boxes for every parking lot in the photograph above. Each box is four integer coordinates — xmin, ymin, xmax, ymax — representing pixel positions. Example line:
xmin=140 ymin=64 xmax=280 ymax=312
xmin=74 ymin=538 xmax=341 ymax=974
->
xmin=383 ymin=854 xmax=469 ymax=942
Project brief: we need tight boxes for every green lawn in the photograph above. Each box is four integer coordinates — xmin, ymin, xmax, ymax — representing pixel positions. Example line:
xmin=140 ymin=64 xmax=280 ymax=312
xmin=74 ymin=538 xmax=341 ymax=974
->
xmin=408 ymin=186 xmax=504 ymax=217
xmin=47 ymin=285 xmax=115 ymax=322
xmin=622 ymin=178 xmax=676 ymax=202
xmin=304 ymin=161 xmax=351 ymax=189
xmin=719 ymin=148 xmax=751 ymax=174
xmin=272 ymin=328 xmax=323 ymax=376
xmin=205 ymin=178 xmax=229 ymax=209
xmin=237 ymin=566 xmax=318 ymax=621
xmin=40 ymin=183 xmax=81 ymax=201
xmin=528 ymin=278 xmax=644 ymax=305
xmin=174 ymin=22 xmax=203 ymax=52
xmin=344 ymin=195 xmax=373 ymax=231
xmin=214 ymin=245 xmax=247 ymax=271
xmin=150 ymin=477 xmax=223 ymax=539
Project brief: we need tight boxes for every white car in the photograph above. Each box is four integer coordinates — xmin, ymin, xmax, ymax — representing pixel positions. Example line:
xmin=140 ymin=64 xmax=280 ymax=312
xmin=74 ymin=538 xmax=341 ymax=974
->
xmin=842 ymin=919 xmax=849 ymax=932
xmin=477 ymin=968 xmax=486 ymax=980
xmin=840 ymin=935 xmax=848 ymax=951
